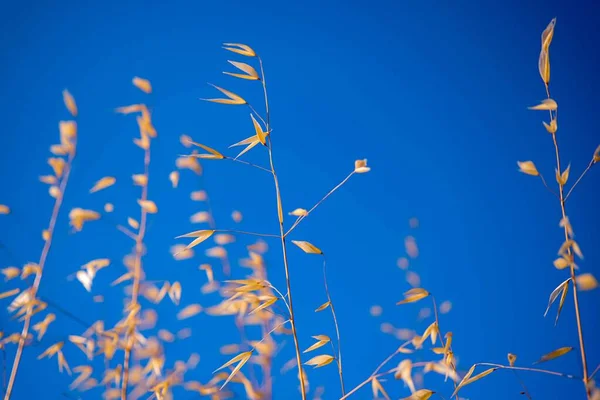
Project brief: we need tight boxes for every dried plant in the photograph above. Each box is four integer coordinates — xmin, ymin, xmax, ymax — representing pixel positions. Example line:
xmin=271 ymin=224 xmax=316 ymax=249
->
xmin=343 ymin=17 xmax=599 ymax=400
xmin=176 ymin=43 xmax=370 ymax=399
xmin=1 ymin=17 xmax=598 ymax=400
xmin=0 ymin=45 xmax=369 ymax=399
xmin=339 ymin=224 xmax=459 ymax=400
xmin=453 ymin=17 xmax=599 ymax=400
xmin=1 ymin=90 xmax=79 ymax=400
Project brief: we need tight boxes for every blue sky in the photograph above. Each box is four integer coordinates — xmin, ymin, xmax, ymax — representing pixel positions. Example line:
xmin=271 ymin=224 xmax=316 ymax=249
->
xmin=1 ymin=0 xmax=599 ymax=399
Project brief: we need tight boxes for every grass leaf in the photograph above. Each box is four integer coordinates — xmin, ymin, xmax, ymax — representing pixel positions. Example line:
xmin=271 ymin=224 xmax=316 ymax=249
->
xmin=372 ymin=377 xmax=391 ymax=400
xmin=132 ymin=77 xmax=152 ymax=93
xmin=291 ymin=240 xmax=323 ymax=255
xmin=534 ymin=346 xmax=573 ymax=364
xmin=528 ymin=98 xmax=558 ymax=111
xmin=201 ymin=84 xmax=246 ymax=105
xmin=176 ymin=229 xmax=215 ymax=251
xmin=397 ymin=288 xmax=429 ymax=305
xmin=303 ymin=336 xmax=330 ymax=353
xmin=576 ymin=273 xmax=598 ymax=291
xmin=223 ymin=43 xmax=256 ymax=57
xmin=304 ymin=354 xmax=334 ymax=368
xmin=62 ymin=90 xmax=78 ymax=117
xmin=138 ymin=199 xmax=158 ymax=214
xmin=315 ymin=301 xmax=331 ymax=312
xmin=517 ymin=161 xmax=539 ymax=176
xmin=89 ymin=176 xmax=116 ymax=193
xmin=214 ymin=351 xmax=252 ymax=390
xmin=544 ymin=278 xmax=570 ymax=318
xmin=401 ymin=389 xmax=434 ymax=400
xmin=250 ymin=113 xmax=267 ymax=145
xmin=224 ymin=61 xmax=259 ymax=80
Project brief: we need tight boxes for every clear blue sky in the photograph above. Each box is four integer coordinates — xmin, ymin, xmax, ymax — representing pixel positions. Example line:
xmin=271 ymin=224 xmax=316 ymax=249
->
xmin=1 ymin=0 xmax=599 ymax=399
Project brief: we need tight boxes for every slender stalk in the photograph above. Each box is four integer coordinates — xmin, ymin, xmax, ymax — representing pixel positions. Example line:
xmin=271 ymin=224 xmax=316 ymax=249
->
xmin=538 ymin=173 xmax=559 ymax=199
xmin=232 ymin=318 xmax=290 ymax=395
xmin=258 ymin=55 xmax=307 ymax=399
xmin=104 ymin=358 xmax=111 ymax=395
xmin=431 ymin=297 xmax=447 ymax=351
xmin=260 ymin=321 xmax=273 ymax=399
xmin=340 ymin=342 xmax=410 ymax=400
xmin=345 ymin=358 xmax=578 ymax=400
xmin=564 ymin=159 xmax=594 ymax=202
xmin=116 ymin=225 xmax=138 ymax=241
xmin=223 ymin=156 xmax=272 ymax=173
xmin=322 ymin=256 xmax=345 ymax=395
xmin=246 ymin=103 xmax=268 ymax=128
xmin=4 ymin=139 xmax=77 ymax=400
xmin=252 ymin=319 xmax=290 ymax=349
xmin=2 ymin=344 xmax=6 ymax=397
xmin=341 ymin=356 xmax=417 ymax=399
xmin=216 ymin=229 xmax=279 ymax=239
xmin=121 ymin=133 xmax=151 ymax=400
xmin=590 ymin=363 xmax=600 ymax=380
xmin=343 ymin=295 xmax=460 ymax=400
xmin=185 ymin=152 xmax=271 ymax=173
xmin=545 ymin=86 xmax=590 ymax=398
xmin=511 ymin=370 xmax=533 ymax=400
xmin=339 ymin=372 xmax=373 ymax=399
xmin=286 ymin=172 xmax=355 ymax=237
xmin=430 ymin=296 xmax=459 ymax=396
xmin=235 ymin=316 xmax=260 ymax=390
xmin=475 ymin=363 xmax=578 ymax=380
xmin=266 ymin=284 xmax=291 ymax=313
xmin=42 ymin=298 xmax=91 ymax=329
xmin=268 ymin=120 xmax=307 ymax=400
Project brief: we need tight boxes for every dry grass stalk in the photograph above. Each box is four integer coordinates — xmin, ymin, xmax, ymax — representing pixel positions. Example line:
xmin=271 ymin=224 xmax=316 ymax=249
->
xmin=3 ymin=91 xmax=79 ymax=400
xmin=178 ymin=43 xmax=369 ymax=399
xmin=115 ymin=80 xmax=158 ymax=399
xmin=1 ymin=18 xmax=598 ymax=400
xmin=526 ymin=17 xmax=594 ymax=399
xmin=460 ymin=17 xmax=598 ymax=399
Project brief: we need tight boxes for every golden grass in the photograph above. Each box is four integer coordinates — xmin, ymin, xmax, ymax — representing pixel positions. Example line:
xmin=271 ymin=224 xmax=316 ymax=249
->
xmin=2 ymin=91 xmax=78 ymax=400
xmin=0 ymin=18 xmax=598 ymax=400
